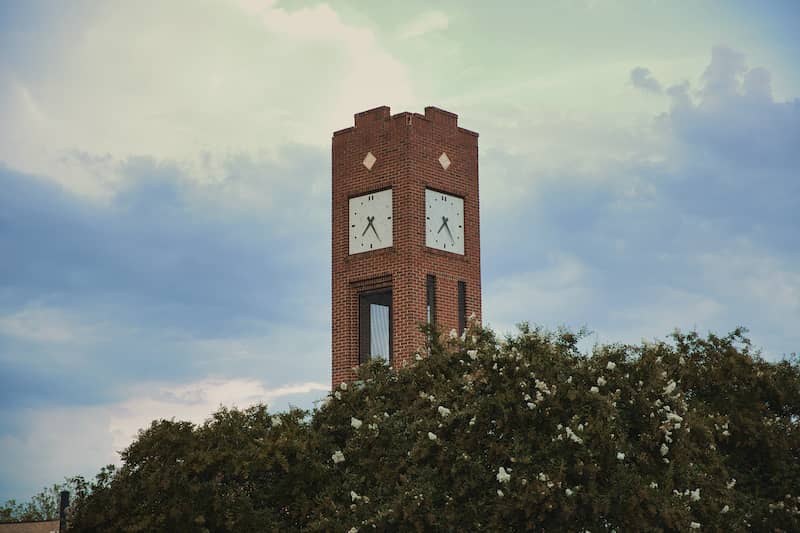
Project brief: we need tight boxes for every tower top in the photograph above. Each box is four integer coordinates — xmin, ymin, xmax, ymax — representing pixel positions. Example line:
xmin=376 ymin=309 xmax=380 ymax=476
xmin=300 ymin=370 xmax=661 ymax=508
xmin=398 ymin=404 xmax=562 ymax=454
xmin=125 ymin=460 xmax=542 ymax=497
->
xmin=333 ymin=106 xmax=479 ymax=138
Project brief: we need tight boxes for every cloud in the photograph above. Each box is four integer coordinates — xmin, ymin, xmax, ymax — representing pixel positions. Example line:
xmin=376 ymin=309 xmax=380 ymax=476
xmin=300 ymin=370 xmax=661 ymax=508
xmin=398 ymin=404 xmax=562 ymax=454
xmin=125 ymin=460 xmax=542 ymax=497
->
xmin=478 ymin=46 xmax=799 ymax=360
xmin=630 ymin=66 xmax=663 ymax=93
xmin=398 ymin=11 xmax=449 ymax=39
xmin=0 ymin=0 xmax=415 ymax=197
xmin=0 ymin=377 xmax=329 ymax=502
xmin=0 ymin=305 xmax=96 ymax=345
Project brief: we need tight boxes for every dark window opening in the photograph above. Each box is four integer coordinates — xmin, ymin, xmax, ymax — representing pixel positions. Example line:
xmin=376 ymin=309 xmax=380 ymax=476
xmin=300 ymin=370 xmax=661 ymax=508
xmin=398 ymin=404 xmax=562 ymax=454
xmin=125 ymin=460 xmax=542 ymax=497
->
xmin=458 ymin=281 xmax=467 ymax=336
xmin=426 ymin=275 xmax=436 ymax=325
xmin=359 ymin=289 xmax=392 ymax=365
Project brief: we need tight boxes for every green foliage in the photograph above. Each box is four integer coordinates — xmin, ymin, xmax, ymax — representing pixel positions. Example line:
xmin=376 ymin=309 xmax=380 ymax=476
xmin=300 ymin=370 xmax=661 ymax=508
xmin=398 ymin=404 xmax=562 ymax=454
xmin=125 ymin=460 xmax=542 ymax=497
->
xmin=67 ymin=322 xmax=799 ymax=532
xmin=1 ymin=480 xmax=75 ymax=522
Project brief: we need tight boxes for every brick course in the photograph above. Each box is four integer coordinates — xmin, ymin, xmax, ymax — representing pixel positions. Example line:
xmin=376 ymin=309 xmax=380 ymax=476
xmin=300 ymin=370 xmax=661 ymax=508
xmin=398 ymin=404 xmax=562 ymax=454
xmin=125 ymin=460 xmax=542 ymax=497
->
xmin=332 ymin=106 xmax=481 ymax=387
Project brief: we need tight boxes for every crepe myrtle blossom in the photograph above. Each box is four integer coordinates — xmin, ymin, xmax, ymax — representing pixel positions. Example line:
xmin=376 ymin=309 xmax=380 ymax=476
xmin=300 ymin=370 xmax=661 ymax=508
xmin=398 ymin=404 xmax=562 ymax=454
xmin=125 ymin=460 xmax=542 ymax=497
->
xmin=350 ymin=491 xmax=361 ymax=502
xmin=727 ymin=479 xmax=737 ymax=489
xmin=339 ymin=382 xmax=348 ymax=391
xmin=721 ymin=505 xmax=730 ymax=514
xmin=616 ymin=452 xmax=625 ymax=461
xmin=449 ymin=329 xmax=458 ymax=339
xmin=664 ymin=380 xmax=676 ymax=395
xmin=351 ymin=417 xmax=363 ymax=429
xmin=597 ymin=376 xmax=607 ymax=387
xmin=606 ymin=361 xmax=616 ymax=370
xmin=650 ymin=482 xmax=659 ymax=489
xmin=271 ymin=415 xmax=282 ymax=427
xmin=331 ymin=450 xmax=345 ymax=464
xmin=467 ymin=349 xmax=478 ymax=360
xmin=690 ymin=488 xmax=701 ymax=502
xmin=438 ymin=406 xmax=452 ymax=418
xmin=565 ymin=488 xmax=574 ymax=496
xmin=428 ymin=432 xmax=438 ymax=441
xmin=497 ymin=489 xmax=504 ymax=497
xmin=334 ymin=391 xmax=342 ymax=400
xmin=497 ymin=466 xmax=511 ymax=483
xmin=690 ymin=522 xmax=701 ymax=529
xmin=590 ymin=386 xmax=600 ymax=394
xmin=660 ymin=443 xmax=670 ymax=456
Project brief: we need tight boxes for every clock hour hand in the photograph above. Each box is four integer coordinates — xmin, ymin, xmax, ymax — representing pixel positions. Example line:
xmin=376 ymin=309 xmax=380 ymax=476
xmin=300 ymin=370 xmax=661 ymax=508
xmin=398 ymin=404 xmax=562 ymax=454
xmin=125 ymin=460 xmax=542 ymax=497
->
xmin=437 ymin=216 xmax=449 ymax=234
xmin=362 ymin=216 xmax=381 ymax=241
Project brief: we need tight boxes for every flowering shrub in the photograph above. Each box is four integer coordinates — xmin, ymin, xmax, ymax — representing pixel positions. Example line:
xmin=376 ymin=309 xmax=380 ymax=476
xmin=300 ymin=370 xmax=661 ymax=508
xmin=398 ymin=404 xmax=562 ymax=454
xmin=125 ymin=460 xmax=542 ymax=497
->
xmin=67 ymin=323 xmax=799 ymax=532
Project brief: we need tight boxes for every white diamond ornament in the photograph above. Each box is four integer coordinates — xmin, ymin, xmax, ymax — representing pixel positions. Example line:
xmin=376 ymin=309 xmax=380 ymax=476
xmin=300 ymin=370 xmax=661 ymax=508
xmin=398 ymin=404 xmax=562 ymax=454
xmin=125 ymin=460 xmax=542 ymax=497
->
xmin=439 ymin=152 xmax=451 ymax=170
xmin=363 ymin=151 xmax=377 ymax=170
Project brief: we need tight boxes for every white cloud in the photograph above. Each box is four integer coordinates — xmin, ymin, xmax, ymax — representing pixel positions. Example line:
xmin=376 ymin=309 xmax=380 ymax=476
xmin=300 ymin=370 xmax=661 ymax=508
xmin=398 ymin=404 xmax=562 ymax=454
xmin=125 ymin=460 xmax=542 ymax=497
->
xmin=398 ymin=11 xmax=449 ymax=39
xmin=0 ymin=0 xmax=415 ymax=198
xmin=109 ymin=378 xmax=328 ymax=451
xmin=0 ymin=377 xmax=329 ymax=500
xmin=0 ymin=305 xmax=96 ymax=345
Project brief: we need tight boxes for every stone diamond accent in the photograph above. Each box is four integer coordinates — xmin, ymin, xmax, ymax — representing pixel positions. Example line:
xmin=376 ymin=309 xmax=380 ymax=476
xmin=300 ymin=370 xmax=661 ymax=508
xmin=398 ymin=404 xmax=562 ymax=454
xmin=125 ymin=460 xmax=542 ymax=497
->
xmin=363 ymin=151 xmax=376 ymax=170
xmin=439 ymin=152 xmax=451 ymax=170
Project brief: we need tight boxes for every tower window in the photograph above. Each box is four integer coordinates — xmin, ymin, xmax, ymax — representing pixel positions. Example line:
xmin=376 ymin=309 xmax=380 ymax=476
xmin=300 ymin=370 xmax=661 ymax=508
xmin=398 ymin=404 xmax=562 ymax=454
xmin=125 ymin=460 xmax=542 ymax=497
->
xmin=426 ymin=275 xmax=436 ymax=324
xmin=359 ymin=289 xmax=392 ymax=364
xmin=458 ymin=281 xmax=467 ymax=336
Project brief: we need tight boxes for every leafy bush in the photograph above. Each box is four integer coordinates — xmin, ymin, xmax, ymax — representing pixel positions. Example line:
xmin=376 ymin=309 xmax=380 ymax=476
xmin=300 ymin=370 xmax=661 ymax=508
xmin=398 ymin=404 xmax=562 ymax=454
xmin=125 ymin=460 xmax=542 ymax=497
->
xmin=67 ymin=323 xmax=799 ymax=532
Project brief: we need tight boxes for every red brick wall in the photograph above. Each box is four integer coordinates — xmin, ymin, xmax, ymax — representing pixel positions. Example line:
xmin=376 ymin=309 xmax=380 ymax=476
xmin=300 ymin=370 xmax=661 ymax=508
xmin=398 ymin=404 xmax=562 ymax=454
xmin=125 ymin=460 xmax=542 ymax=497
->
xmin=331 ymin=106 xmax=481 ymax=387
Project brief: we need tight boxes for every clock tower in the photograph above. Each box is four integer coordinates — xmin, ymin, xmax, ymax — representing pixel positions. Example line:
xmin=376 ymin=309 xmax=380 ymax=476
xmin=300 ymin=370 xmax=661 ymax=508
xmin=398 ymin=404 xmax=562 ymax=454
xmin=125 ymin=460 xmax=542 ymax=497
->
xmin=332 ymin=106 xmax=481 ymax=386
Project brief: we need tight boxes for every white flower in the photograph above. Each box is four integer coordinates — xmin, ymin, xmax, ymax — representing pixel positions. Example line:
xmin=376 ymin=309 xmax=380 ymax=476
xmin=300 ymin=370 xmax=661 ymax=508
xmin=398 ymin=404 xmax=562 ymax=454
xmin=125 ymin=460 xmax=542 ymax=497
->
xmin=334 ymin=391 xmax=342 ymax=400
xmin=496 ymin=466 xmax=511 ymax=483
xmin=339 ymin=382 xmax=348 ymax=391
xmin=616 ymin=452 xmax=625 ymax=461
xmin=526 ymin=402 xmax=536 ymax=409
xmin=497 ymin=489 xmax=504 ymax=497
xmin=726 ymin=479 xmax=736 ymax=489
xmin=415 ymin=353 xmax=423 ymax=361
xmin=449 ymin=328 xmax=458 ymax=339
xmin=347 ymin=528 xmax=358 ymax=533
xmin=664 ymin=380 xmax=676 ymax=395
xmin=566 ymin=375 xmax=573 ymax=383
xmin=721 ymin=505 xmax=730 ymax=513
xmin=469 ymin=312 xmax=477 ymax=321
xmin=590 ymin=386 xmax=600 ymax=394
xmin=597 ymin=376 xmax=607 ymax=387
xmin=438 ymin=406 xmax=451 ymax=418
xmin=467 ymin=349 xmax=478 ymax=360
xmin=538 ymin=472 xmax=548 ymax=482
xmin=660 ymin=443 xmax=669 ymax=456
xmin=428 ymin=432 xmax=438 ymax=441
xmin=350 ymin=490 xmax=361 ymax=502
xmin=331 ymin=450 xmax=345 ymax=464
xmin=606 ymin=361 xmax=616 ymax=370
xmin=565 ymin=488 xmax=574 ymax=496
xmin=650 ymin=482 xmax=659 ymax=489
xmin=351 ymin=417 xmax=363 ymax=429
xmin=690 ymin=488 xmax=700 ymax=502
xmin=271 ymin=415 xmax=282 ymax=427
xmin=469 ymin=416 xmax=476 ymax=426
xmin=690 ymin=522 xmax=700 ymax=529
xmin=565 ymin=426 xmax=583 ymax=444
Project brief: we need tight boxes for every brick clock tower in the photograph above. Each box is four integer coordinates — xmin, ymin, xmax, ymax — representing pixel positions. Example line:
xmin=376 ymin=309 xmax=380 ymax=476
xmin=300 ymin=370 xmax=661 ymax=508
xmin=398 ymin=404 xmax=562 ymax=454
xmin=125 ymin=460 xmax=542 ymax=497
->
xmin=332 ymin=106 xmax=481 ymax=386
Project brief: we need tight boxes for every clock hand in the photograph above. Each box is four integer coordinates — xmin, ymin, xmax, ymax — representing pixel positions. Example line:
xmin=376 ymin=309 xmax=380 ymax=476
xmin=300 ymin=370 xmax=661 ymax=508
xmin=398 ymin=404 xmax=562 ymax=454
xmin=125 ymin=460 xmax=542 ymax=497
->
xmin=362 ymin=216 xmax=374 ymax=237
xmin=444 ymin=221 xmax=455 ymax=244
xmin=370 ymin=223 xmax=381 ymax=242
xmin=437 ymin=216 xmax=448 ymax=234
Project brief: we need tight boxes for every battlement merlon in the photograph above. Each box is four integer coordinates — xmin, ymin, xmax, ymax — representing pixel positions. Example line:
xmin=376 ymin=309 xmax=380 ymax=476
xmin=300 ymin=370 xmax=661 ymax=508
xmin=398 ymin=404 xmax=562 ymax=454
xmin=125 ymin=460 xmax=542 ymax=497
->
xmin=332 ymin=106 xmax=478 ymax=138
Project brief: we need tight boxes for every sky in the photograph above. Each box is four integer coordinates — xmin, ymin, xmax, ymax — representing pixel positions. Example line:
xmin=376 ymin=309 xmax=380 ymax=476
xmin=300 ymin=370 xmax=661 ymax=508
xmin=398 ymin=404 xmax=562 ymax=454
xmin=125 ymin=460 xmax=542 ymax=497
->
xmin=1 ymin=0 xmax=798 ymax=502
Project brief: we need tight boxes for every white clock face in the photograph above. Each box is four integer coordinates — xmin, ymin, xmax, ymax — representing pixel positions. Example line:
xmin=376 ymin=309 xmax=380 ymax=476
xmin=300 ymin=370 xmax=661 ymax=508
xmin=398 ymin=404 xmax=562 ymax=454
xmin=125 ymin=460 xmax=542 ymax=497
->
xmin=426 ymin=188 xmax=464 ymax=254
xmin=349 ymin=189 xmax=393 ymax=254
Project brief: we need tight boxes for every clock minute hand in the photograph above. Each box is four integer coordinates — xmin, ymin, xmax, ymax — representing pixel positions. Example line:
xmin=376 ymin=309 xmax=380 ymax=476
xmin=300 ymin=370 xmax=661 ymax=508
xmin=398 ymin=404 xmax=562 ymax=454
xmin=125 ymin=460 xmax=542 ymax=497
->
xmin=444 ymin=222 xmax=455 ymax=244
xmin=370 ymin=223 xmax=381 ymax=242
xmin=362 ymin=216 xmax=374 ymax=237
xmin=437 ymin=216 xmax=449 ymax=234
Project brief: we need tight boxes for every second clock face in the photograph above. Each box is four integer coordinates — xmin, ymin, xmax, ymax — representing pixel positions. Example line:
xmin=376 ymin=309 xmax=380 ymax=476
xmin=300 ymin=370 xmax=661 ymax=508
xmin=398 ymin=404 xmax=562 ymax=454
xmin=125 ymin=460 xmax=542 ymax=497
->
xmin=426 ymin=188 xmax=464 ymax=255
xmin=349 ymin=189 xmax=393 ymax=254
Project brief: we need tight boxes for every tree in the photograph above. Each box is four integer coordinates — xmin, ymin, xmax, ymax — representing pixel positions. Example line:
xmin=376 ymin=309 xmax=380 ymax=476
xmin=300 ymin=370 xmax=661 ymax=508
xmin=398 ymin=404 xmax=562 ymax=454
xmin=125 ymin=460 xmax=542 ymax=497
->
xmin=67 ymin=322 xmax=800 ymax=532
xmin=1 ymin=481 xmax=74 ymax=522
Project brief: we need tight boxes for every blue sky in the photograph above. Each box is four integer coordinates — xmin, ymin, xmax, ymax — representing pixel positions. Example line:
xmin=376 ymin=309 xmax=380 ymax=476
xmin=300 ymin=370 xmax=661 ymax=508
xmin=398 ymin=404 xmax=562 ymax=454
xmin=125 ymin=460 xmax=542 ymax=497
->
xmin=1 ymin=0 xmax=798 ymax=502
